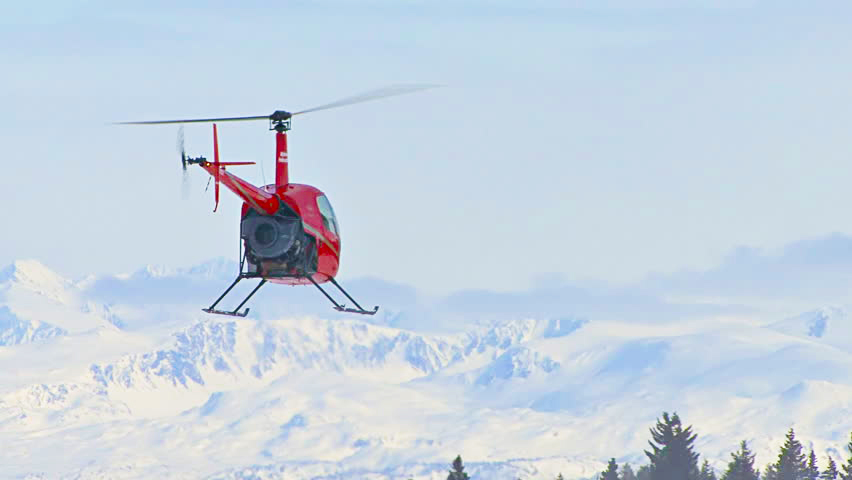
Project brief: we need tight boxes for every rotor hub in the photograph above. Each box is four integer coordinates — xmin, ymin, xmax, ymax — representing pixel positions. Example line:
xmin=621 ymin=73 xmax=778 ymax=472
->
xmin=270 ymin=110 xmax=292 ymax=132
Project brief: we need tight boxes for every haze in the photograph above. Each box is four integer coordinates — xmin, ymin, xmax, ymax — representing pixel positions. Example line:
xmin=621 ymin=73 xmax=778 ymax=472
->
xmin=2 ymin=0 xmax=852 ymax=294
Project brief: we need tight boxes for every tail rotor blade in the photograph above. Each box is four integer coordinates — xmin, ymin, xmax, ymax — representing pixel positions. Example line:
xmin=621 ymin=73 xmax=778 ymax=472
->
xmin=177 ymin=126 xmax=191 ymax=199
xmin=177 ymin=125 xmax=186 ymax=167
xmin=181 ymin=170 xmax=191 ymax=200
xmin=213 ymin=124 xmax=220 ymax=212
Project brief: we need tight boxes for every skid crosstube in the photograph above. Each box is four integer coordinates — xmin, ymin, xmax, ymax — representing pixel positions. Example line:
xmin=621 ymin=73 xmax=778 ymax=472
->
xmin=202 ymin=274 xmax=378 ymax=317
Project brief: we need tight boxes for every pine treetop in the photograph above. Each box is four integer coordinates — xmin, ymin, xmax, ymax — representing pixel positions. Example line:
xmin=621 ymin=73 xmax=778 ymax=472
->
xmin=645 ymin=412 xmax=701 ymax=480
xmin=770 ymin=428 xmax=807 ymax=480
xmin=448 ymin=455 xmax=470 ymax=480
xmin=622 ymin=463 xmax=638 ymax=480
xmin=807 ymin=449 xmax=821 ymax=480
xmin=700 ymin=459 xmax=718 ymax=480
xmin=822 ymin=456 xmax=839 ymax=480
xmin=841 ymin=433 xmax=852 ymax=480
xmin=721 ymin=440 xmax=760 ymax=480
xmin=602 ymin=458 xmax=619 ymax=480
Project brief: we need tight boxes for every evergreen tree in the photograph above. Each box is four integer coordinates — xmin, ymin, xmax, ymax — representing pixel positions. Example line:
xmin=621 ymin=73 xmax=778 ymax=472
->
xmin=637 ymin=465 xmax=652 ymax=480
xmin=841 ymin=433 xmax=852 ymax=480
xmin=721 ymin=440 xmax=760 ymax=480
xmin=644 ymin=412 xmax=701 ymax=480
xmin=766 ymin=464 xmax=778 ymax=480
xmin=807 ymin=450 xmax=820 ymax=480
xmin=556 ymin=474 xmax=565 ymax=480
xmin=447 ymin=455 xmax=470 ymax=480
xmin=767 ymin=428 xmax=807 ymax=480
xmin=700 ymin=459 xmax=718 ymax=480
xmin=821 ymin=457 xmax=838 ymax=480
xmin=602 ymin=458 xmax=619 ymax=480
xmin=622 ymin=463 xmax=638 ymax=480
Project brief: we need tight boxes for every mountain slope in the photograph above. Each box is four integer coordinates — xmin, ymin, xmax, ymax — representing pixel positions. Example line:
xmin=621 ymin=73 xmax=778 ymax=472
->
xmin=1 ymin=260 xmax=852 ymax=479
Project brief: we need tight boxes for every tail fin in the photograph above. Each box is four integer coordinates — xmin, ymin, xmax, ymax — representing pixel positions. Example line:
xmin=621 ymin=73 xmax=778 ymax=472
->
xmin=213 ymin=124 xmax=220 ymax=212
xmin=208 ymin=124 xmax=256 ymax=212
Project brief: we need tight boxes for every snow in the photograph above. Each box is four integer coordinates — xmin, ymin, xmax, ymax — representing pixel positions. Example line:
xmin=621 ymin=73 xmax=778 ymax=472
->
xmin=1 ymin=259 xmax=851 ymax=479
xmin=0 ymin=259 xmax=75 ymax=303
xmin=0 ymin=306 xmax=66 ymax=346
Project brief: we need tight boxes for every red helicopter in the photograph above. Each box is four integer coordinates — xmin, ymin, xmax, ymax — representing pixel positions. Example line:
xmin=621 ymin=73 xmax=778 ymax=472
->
xmin=118 ymin=85 xmax=435 ymax=317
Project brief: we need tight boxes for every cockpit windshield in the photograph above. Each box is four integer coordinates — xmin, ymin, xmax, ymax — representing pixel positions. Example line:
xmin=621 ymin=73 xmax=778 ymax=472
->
xmin=316 ymin=195 xmax=339 ymax=237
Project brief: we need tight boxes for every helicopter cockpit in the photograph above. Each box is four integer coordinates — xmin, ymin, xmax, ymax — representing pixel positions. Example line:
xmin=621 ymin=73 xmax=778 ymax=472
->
xmin=316 ymin=194 xmax=339 ymax=237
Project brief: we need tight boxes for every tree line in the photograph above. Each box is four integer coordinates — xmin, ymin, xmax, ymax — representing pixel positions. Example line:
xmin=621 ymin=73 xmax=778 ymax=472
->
xmin=439 ymin=412 xmax=852 ymax=480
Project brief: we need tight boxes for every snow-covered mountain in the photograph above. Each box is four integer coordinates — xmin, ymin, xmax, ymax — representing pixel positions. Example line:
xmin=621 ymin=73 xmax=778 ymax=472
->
xmin=1 ymin=260 xmax=852 ymax=479
xmin=0 ymin=306 xmax=66 ymax=346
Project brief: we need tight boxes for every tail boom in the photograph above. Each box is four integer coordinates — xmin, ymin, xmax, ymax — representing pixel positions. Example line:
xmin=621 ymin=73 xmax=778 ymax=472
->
xmin=197 ymin=124 xmax=275 ymax=214
xmin=199 ymin=162 xmax=277 ymax=214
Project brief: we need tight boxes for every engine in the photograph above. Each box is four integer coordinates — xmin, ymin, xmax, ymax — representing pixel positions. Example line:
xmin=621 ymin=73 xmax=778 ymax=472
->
xmin=241 ymin=207 xmax=315 ymax=276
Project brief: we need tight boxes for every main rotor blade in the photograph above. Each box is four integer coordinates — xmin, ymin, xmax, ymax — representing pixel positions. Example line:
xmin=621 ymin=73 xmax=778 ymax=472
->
xmin=292 ymin=84 xmax=440 ymax=116
xmin=115 ymin=115 xmax=268 ymax=125
xmin=115 ymin=84 xmax=439 ymax=125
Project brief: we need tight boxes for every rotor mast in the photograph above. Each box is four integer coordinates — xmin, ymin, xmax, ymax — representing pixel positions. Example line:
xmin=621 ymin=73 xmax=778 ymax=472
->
xmin=269 ymin=110 xmax=292 ymax=187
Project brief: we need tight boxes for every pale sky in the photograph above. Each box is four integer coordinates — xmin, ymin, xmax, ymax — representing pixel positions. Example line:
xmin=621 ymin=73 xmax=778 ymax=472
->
xmin=2 ymin=1 xmax=852 ymax=294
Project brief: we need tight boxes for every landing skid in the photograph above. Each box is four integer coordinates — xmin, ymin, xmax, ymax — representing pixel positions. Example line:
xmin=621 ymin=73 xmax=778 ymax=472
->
xmin=202 ymin=275 xmax=378 ymax=317
xmin=308 ymin=276 xmax=379 ymax=316
xmin=202 ymin=276 xmax=267 ymax=317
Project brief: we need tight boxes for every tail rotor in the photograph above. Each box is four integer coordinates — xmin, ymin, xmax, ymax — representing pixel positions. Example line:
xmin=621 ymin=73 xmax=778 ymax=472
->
xmin=175 ymin=124 xmax=255 ymax=211
xmin=177 ymin=126 xmax=191 ymax=200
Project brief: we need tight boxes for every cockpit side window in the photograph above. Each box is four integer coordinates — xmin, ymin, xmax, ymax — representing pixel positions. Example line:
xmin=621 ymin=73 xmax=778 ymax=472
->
xmin=316 ymin=195 xmax=339 ymax=236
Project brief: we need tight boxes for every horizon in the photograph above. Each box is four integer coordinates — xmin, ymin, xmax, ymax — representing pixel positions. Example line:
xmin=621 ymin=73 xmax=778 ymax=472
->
xmin=6 ymin=231 xmax=852 ymax=327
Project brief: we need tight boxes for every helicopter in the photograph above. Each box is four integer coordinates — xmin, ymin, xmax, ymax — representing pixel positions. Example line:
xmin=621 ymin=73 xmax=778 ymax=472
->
xmin=117 ymin=85 xmax=435 ymax=317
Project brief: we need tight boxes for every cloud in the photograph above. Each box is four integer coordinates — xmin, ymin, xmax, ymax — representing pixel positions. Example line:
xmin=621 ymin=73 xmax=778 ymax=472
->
xmin=430 ymin=233 xmax=852 ymax=323
xmin=642 ymin=233 xmax=852 ymax=305
xmin=56 ymin=233 xmax=852 ymax=330
xmin=437 ymin=281 xmax=749 ymax=325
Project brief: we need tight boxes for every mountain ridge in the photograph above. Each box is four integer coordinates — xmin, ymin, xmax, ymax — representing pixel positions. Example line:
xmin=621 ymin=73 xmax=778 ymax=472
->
xmin=1 ymin=259 xmax=852 ymax=479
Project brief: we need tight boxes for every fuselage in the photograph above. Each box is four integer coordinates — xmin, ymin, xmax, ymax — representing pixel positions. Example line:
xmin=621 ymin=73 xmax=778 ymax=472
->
xmin=243 ymin=183 xmax=341 ymax=285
